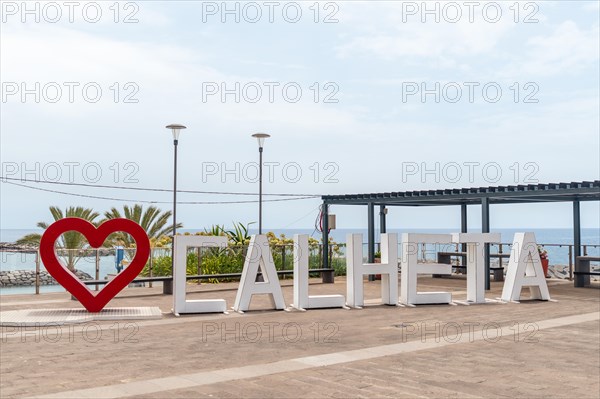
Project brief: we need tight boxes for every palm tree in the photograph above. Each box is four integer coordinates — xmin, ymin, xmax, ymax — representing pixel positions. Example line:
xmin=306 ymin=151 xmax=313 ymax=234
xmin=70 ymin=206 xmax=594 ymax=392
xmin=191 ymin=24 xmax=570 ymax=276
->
xmin=16 ymin=233 xmax=43 ymax=247
xmin=103 ymin=204 xmax=182 ymax=247
xmin=17 ymin=206 xmax=100 ymax=271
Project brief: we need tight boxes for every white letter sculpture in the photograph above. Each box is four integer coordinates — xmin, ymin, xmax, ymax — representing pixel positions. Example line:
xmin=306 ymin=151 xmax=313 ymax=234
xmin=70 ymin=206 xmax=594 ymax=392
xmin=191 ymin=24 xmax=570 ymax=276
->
xmin=173 ymin=235 xmax=228 ymax=315
xmin=232 ymin=235 xmax=286 ymax=312
xmin=400 ymin=233 xmax=453 ymax=306
xmin=501 ymin=232 xmax=551 ymax=302
xmin=346 ymin=233 xmax=399 ymax=308
xmin=291 ymin=234 xmax=345 ymax=310
xmin=451 ymin=233 xmax=501 ymax=304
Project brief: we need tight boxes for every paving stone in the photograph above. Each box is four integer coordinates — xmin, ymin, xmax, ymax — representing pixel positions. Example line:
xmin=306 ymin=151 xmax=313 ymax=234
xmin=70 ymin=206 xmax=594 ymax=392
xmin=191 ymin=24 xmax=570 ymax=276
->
xmin=0 ymin=277 xmax=598 ymax=398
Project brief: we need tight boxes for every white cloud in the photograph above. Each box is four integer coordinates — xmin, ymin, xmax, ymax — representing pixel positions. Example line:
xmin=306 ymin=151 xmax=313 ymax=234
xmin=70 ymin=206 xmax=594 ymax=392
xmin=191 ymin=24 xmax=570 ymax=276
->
xmin=513 ymin=20 xmax=600 ymax=77
xmin=0 ymin=23 xmax=371 ymax=159
xmin=334 ymin=2 xmax=516 ymax=67
xmin=583 ymin=2 xmax=600 ymax=12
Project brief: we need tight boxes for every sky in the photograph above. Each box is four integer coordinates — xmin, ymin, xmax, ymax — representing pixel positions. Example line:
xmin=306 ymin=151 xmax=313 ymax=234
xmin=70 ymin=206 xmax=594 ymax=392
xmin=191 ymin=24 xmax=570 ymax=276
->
xmin=1 ymin=0 xmax=599 ymax=231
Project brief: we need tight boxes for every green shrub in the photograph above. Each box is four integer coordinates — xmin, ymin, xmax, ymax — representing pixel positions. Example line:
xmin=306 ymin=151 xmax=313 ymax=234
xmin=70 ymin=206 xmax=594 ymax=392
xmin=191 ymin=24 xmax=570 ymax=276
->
xmin=141 ymin=239 xmax=347 ymax=282
xmin=142 ymin=252 xmax=200 ymax=277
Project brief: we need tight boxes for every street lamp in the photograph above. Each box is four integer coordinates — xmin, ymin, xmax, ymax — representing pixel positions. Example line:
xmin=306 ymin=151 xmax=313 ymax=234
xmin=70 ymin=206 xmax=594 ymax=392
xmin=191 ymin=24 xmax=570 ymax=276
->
xmin=252 ymin=133 xmax=270 ymax=234
xmin=166 ymin=123 xmax=186 ymax=294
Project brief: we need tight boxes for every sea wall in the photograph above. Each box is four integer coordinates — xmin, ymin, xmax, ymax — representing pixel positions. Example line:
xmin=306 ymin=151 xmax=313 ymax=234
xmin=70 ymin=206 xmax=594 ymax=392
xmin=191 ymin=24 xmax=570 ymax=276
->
xmin=0 ymin=243 xmax=38 ymax=253
xmin=0 ymin=270 xmax=93 ymax=287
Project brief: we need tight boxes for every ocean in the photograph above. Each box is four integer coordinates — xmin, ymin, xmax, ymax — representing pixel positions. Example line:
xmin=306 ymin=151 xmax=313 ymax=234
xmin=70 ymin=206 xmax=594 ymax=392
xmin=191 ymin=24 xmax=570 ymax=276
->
xmin=2 ymin=228 xmax=599 ymax=248
xmin=1 ymin=228 xmax=598 ymax=296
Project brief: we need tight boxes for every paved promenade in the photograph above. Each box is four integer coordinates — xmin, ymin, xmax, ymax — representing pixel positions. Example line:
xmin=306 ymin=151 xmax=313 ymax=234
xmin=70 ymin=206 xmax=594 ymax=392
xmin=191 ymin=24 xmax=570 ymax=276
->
xmin=1 ymin=277 xmax=599 ymax=398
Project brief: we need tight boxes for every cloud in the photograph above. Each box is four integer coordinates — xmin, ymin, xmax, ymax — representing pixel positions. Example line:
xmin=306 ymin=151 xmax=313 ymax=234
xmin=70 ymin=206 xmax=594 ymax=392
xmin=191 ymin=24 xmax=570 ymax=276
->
xmin=583 ymin=2 xmax=600 ymax=12
xmin=510 ymin=20 xmax=600 ymax=77
xmin=0 ymin=22 xmax=371 ymax=163
xmin=334 ymin=2 xmax=515 ymax=67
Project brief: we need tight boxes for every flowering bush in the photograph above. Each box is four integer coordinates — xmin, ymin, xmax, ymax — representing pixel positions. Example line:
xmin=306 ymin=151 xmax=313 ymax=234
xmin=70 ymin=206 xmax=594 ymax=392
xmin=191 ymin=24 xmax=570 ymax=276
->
xmin=538 ymin=245 xmax=548 ymax=260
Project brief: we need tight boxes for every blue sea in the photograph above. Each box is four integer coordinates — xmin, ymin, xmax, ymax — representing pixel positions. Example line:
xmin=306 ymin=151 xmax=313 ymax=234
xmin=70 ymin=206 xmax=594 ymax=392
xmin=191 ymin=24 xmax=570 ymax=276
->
xmin=1 ymin=228 xmax=598 ymax=296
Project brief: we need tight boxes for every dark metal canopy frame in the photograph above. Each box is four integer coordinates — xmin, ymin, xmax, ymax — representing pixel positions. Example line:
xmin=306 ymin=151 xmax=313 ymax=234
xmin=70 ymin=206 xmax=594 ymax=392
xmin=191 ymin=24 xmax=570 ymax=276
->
xmin=320 ymin=181 xmax=600 ymax=289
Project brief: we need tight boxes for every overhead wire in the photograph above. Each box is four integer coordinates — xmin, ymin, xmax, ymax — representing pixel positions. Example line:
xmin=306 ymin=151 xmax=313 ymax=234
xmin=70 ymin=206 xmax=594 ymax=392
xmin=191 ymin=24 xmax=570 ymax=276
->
xmin=4 ymin=181 xmax=318 ymax=205
xmin=0 ymin=176 xmax=321 ymax=197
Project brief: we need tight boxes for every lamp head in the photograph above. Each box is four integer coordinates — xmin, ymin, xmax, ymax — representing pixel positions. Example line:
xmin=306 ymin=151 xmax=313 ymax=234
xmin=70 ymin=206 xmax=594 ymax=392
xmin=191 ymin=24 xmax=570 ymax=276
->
xmin=251 ymin=132 xmax=270 ymax=148
xmin=166 ymin=124 xmax=187 ymax=141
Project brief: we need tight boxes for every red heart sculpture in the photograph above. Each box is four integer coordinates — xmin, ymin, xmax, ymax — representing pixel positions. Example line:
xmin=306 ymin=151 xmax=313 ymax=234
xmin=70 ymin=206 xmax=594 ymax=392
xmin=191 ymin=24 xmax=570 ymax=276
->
xmin=40 ymin=217 xmax=151 ymax=312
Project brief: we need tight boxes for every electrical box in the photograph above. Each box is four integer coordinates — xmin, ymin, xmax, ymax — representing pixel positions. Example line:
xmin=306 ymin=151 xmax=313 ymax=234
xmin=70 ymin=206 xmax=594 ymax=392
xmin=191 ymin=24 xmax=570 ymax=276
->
xmin=328 ymin=214 xmax=336 ymax=230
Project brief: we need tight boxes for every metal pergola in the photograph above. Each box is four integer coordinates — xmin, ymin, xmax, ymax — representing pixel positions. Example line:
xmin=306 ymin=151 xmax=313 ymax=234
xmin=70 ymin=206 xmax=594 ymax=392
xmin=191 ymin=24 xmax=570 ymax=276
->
xmin=320 ymin=180 xmax=600 ymax=289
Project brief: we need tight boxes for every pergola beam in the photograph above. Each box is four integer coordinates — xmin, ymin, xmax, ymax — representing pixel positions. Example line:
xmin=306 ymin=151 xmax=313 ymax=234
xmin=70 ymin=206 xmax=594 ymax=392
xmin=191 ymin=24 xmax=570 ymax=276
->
xmin=322 ymin=181 xmax=600 ymax=206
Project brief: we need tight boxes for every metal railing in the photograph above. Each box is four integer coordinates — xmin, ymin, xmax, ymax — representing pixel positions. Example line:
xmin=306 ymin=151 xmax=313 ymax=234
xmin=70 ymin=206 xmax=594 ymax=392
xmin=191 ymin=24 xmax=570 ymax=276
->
xmin=402 ymin=242 xmax=599 ymax=280
xmin=0 ymin=244 xmax=343 ymax=294
xmin=1 ymin=241 xmax=598 ymax=294
xmin=489 ymin=242 xmax=599 ymax=280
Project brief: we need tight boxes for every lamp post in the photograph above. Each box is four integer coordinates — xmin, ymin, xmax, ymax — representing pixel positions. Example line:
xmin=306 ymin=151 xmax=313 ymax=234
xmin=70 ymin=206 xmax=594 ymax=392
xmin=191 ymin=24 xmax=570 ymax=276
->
xmin=251 ymin=133 xmax=270 ymax=234
xmin=166 ymin=123 xmax=186 ymax=294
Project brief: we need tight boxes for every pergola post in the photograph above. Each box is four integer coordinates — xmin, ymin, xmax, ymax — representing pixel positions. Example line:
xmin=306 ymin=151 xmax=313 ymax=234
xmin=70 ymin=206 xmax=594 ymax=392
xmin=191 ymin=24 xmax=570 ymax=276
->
xmin=460 ymin=203 xmax=468 ymax=253
xmin=321 ymin=202 xmax=334 ymax=283
xmin=573 ymin=199 xmax=581 ymax=259
xmin=481 ymin=197 xmax=491 ymax=290
xmin=461 ymin=203 xmax=468 ymax=233
xmin=380 ymin=205 xmax=387 ymax=234
xmin=368 ymin=202 xmax=375 ymax=281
